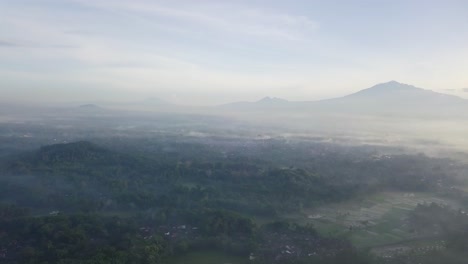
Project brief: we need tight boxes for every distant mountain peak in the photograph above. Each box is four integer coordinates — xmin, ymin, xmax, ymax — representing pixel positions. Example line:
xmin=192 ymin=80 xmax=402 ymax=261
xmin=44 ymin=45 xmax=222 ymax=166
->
xmin=257 ymin=97 xmax=288 ymax=103
xmin=374 ymin=80 xmax=417 ymax=89
xmin=335 ymin=81 xmax=467 ymax=111
xmin=79 ymin=104 xmax=101 ymax=108
xmin=386 ymin=80 xmax=404 ymax=85
xmin=346 ymin=81 xmax=424 ymax=98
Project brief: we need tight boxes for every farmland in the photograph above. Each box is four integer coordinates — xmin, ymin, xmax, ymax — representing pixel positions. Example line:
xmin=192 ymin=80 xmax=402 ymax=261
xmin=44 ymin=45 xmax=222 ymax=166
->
xmin=289 ymin=191 xmax=462 ymax=251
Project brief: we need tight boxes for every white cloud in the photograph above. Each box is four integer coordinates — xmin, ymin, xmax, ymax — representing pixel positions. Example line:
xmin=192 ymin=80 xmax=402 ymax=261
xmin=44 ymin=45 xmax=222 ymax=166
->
xmin=1 ymin=0 xmax=468 ymax=105
xmin=70 ymin=0 xmax=319 ymax=41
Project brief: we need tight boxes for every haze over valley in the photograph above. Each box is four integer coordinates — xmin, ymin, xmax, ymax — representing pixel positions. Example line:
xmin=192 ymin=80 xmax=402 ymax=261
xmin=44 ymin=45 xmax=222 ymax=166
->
xmin=4 ymin=80 xmax=468 ymax=153
xmin=2 ymin=1 xmax=468 ymax=264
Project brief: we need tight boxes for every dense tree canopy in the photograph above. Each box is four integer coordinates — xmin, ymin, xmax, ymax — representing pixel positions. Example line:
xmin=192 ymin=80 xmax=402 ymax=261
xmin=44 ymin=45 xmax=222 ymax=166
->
xmin=0 ymin=140 xmax=465 ymax=263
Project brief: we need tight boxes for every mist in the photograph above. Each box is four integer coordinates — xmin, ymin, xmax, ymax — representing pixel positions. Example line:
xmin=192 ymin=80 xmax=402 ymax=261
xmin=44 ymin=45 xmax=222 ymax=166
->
xmin=3 ymin=1 xmax=468 ymax=264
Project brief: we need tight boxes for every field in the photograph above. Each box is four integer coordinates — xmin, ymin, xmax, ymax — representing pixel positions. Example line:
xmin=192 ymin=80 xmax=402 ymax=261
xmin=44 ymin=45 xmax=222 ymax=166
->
xmin=284 ymin=191 xmax=462 ymax=251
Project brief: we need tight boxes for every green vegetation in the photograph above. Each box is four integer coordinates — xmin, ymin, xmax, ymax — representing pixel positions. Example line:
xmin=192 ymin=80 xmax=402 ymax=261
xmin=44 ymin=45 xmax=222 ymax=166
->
xmin=0 ymin=139 xmax=467 ymax=263
xmin=167 ymin=250 xmax=247 ymax=264
xmin=377 ymin=203 xmax=468 ymax=264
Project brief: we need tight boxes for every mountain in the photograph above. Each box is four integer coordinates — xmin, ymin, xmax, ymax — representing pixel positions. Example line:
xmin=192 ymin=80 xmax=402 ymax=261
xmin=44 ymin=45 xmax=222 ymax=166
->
xmin=257 ymin=97 xmax=289 ymax=104
xmin=74 ymin=104 xmax=106 ymax=113
xmin=310 ymin=81 xmax=468 ymax=117
xmin=218 ymin=81 xmax=468 ymax=118
xmin=348 ymin=81 xmax=419 ymax=96
xmin=79 ymin=104 xmax=102 ymax=109
xmin=344 ymin=81 xmax=465 ymax=104
xmin=219 ymin=96 xmax=289 ymax=111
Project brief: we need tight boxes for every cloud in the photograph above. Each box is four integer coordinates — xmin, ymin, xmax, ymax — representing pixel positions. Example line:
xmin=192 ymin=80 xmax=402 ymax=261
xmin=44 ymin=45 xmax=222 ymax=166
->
xmin=462 ymin=88 xmax=468 ymax=93
xmin=0 ymin=39 xmax=74 ymax=49
xmin=63 ymin=30 xmax=97 ymax=36
xmin=2 ymin=0 xmax=467 ymax=105
xmin=70 ymin=0 xmax=319 ymax=41
xmin=0 ymin=13 xmax=78 ymax=49
xmin=0 ymin=40 xmax=21 ymax=47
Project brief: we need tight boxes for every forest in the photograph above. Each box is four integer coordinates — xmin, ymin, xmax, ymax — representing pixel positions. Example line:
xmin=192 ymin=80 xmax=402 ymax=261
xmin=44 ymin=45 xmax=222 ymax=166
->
xmin=1 ymin=135 xmax=468 ymax=264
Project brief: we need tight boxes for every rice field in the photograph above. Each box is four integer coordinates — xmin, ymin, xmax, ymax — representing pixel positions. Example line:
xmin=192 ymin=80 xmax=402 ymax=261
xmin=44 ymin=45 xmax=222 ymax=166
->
xmin=295 ymin=191 xmax=462 ymax=248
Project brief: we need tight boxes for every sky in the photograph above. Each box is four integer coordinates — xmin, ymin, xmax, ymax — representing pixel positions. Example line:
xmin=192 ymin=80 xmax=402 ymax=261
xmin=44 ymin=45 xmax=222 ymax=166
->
xmin=1 ymin=0 xmax=468 ymax=105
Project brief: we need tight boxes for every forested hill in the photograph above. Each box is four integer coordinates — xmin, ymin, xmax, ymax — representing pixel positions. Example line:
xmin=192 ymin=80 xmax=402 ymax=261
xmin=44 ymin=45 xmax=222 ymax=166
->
xmin=0 ymin=141 xmax=345 ymax=215
xmin=6 ymin=141 xmax=147 ymax=172
xmin=34 ymin=141 xmax=112 ymax=164
xmin=0 ymin=140 xmax=462 ymax=216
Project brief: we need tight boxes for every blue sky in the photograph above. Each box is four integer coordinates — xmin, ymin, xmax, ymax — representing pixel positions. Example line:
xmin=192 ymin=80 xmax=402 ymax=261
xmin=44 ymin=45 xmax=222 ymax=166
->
xmin=1 ymin=0 xmax=468 ymax=105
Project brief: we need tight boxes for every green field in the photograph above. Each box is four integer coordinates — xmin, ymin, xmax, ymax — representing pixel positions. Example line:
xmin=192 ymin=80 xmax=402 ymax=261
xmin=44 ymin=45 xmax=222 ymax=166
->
xmin=290 ymin=191 xmax=463 ymax=249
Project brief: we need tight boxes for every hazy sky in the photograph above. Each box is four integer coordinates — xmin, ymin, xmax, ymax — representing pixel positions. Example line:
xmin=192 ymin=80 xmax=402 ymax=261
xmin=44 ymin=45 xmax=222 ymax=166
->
xmin=1 ymin=0 xmax=468 ymax=105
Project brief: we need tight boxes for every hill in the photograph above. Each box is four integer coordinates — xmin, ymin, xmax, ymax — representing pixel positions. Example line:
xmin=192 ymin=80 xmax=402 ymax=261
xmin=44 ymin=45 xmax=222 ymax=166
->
xmin=34 ymin=141 xmax=111 ymax=164
xmin=79 ymin=104 xmax=102 ymax=109
xmin=219 ymin=96 xmax=290 ymax=111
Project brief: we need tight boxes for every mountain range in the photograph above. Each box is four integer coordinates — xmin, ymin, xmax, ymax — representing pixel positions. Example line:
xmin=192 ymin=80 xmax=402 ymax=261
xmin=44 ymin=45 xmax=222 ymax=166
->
xmin=33 ymin=81 xmax=467 ymax=119
xmin=218 ymin=81 xmax=468 ymax=118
